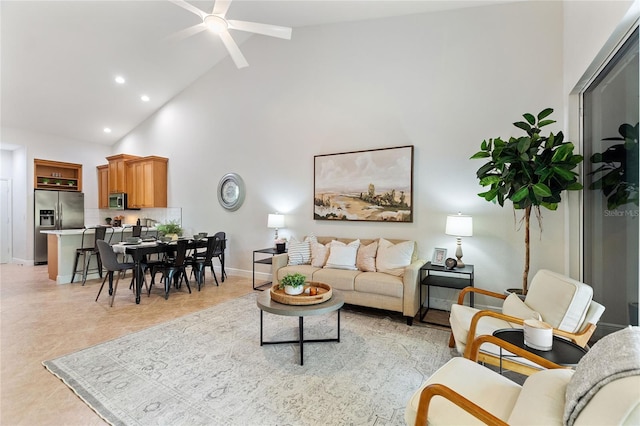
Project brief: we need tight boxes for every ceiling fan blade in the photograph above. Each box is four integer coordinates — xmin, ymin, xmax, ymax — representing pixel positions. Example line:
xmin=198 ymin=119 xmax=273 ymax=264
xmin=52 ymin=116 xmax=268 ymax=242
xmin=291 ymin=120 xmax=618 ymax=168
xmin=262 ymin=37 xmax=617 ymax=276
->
xmin=212 ymin=0 xmax=232 ymax=18
xmin=227 ymin=20 xmax=292 ymax=40
xmin=218 ymin=31 xmax=248 ymax=68
xmin=167 ymin=0 xmax=206 ymax=19
xmin=165 ymin=23 xmax=206 ymax=43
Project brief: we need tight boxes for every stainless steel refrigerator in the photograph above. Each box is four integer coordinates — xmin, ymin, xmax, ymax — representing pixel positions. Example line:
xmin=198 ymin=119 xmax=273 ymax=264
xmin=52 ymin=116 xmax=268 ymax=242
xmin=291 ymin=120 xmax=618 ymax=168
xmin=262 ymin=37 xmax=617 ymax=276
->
xmin=34 ymin=190 xmax=85 ymax=264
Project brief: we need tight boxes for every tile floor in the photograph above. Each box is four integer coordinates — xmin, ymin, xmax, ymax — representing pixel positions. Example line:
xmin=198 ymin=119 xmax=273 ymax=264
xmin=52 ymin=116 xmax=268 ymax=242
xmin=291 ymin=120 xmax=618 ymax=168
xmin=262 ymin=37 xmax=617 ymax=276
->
xmin=0 ymin=263 xmax=254 ymax=425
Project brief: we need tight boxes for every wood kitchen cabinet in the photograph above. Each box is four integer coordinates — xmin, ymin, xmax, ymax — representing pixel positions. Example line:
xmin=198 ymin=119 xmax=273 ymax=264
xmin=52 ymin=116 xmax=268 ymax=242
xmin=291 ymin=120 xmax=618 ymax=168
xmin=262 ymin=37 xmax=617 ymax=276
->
xmin=106 ymin=154 xmax=139 ymax=194
xmin=126 ymin=156 xmax=168 ymax=208
xmin=96 ymin=164 xmax=108 ymax=208
xmin=34 ymin=159 xmax=83 ymax=191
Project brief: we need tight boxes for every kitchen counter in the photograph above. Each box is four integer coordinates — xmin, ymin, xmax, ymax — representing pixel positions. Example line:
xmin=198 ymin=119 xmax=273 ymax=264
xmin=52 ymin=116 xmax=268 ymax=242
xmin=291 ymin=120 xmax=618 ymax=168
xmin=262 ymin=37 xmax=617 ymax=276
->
xmin=42 ymin=227 xmax=158 ymax=284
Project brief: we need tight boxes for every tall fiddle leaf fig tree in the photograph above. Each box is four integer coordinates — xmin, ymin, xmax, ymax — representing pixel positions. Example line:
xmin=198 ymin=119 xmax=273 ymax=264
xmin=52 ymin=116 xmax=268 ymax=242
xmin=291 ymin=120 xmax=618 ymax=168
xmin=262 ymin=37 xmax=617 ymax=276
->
xmin=471 ymin=108 xmax=584 ymax=294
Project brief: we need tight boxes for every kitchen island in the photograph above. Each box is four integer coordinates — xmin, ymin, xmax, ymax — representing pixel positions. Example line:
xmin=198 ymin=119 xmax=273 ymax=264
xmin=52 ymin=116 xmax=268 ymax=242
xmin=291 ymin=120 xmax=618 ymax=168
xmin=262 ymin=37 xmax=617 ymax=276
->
xmin=42 ymin=227 xmax=157 ymax=284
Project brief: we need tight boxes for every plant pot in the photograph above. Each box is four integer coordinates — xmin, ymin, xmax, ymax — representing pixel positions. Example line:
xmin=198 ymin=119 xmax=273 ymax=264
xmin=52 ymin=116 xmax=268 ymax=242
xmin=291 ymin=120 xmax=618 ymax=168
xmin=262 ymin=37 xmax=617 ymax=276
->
xmin=276 ymin=243 xmax=286 ymax=253
xmin=284 ymin=285 xmax=304 ymax=295
xmin=165 ymin=233 xmax=179 ymax=241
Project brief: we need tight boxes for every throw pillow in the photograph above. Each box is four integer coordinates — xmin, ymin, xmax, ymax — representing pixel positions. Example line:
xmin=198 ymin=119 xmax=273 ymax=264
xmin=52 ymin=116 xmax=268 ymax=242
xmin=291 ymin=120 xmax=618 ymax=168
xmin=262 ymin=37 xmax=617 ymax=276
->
xmin=324 ymin=239 xmax=360 ymax=270
xmin=502 ymin=293 xmax=542 ymax=325
xmin=310 ymin=241 xmax=330 ymax=268
xmin=287 ymin=237 xmax=311 ymax=265
xmin=376 ymin=238 xmax=414 ymax=277
xmin=356 ymin=240 xmax=378 ymax=272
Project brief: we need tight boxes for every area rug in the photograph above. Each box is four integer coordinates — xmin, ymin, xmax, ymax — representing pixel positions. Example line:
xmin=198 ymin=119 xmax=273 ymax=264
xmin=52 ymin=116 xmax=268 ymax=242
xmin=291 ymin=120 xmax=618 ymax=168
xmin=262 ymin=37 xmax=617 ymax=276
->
xmin=43 ymin=293 xmax=453 ymax=425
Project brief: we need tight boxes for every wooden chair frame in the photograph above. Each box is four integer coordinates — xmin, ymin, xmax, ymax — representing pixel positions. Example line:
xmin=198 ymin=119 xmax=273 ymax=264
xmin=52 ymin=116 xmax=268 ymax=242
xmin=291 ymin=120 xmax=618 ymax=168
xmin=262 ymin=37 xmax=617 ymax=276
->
xmin=450 ymin=287 xmax=597 ymax=375
xmin=415 ymin=334 xmax=566 ymax=426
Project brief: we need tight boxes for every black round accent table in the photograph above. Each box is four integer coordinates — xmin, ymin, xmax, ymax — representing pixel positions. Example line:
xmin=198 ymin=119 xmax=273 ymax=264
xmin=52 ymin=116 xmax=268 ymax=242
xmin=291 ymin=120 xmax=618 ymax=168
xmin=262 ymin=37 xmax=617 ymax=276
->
xmin=492 ymin=328 xmax=588 ymax=373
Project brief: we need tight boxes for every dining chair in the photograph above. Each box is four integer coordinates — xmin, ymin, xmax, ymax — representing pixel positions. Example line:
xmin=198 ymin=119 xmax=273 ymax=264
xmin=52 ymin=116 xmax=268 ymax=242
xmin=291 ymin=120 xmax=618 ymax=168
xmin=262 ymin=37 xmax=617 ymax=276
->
xmin=95 ymin=239 xmax=138 ymax=306
xmin=189 ymin=235 xmax=222 ymax=290
xmin=149 ymin=239 xmax=191 ymax=299
xmin=212 ymin=231 xmax=227 ymax=282
xmin=71 ymin=226 xmax=113 ymax=285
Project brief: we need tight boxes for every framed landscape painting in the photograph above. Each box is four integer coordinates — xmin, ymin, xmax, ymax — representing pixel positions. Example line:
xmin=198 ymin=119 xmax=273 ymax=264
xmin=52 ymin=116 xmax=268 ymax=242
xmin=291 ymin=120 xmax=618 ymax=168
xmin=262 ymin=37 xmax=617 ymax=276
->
xmin=314 ymin=145 xmax=414 ymax=222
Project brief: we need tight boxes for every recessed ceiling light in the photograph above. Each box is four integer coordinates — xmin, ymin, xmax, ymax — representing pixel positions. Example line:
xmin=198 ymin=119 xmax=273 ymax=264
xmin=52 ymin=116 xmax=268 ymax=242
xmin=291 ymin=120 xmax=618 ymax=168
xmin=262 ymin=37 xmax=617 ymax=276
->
xmin=103 ymin=128 xmax=112 ymax=133
xmin=114 ymin=76 xmax=125 ymax=84
xmin=141 ymin=95 xmax=150 ymax=102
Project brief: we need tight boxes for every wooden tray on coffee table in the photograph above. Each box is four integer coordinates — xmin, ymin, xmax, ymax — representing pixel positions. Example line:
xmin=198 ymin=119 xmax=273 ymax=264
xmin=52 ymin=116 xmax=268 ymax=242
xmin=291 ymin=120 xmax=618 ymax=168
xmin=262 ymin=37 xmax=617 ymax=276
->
xmin=270 ymin=282 xmax=332 ymax=305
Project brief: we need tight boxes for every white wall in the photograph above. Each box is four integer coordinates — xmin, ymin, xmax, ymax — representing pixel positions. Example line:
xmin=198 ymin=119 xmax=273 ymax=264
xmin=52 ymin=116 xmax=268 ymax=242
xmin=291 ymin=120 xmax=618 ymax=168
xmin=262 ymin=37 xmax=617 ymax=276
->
xmin=3 ymin=1 xmax=633 ymax=311
xmin=114 ymin=1 xmax=571 ymax=307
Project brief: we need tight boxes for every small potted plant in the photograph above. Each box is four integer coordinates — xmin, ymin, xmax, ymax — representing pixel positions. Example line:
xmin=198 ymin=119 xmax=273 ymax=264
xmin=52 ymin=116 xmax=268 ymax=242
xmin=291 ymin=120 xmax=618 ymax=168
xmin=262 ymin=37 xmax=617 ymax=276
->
xmin=279 ymin=273 xmax=306 ymax=295
xmin=105 ymin=217 xmax=112 ymax=226
xmin=156 ymin=220 xmax=183 ymax=240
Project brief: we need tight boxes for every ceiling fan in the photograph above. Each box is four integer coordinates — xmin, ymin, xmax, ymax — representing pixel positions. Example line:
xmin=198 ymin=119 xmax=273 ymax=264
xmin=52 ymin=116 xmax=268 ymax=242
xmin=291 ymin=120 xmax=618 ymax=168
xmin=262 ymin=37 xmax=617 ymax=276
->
xmin=168 ymin=0 xmax=292 ymax=68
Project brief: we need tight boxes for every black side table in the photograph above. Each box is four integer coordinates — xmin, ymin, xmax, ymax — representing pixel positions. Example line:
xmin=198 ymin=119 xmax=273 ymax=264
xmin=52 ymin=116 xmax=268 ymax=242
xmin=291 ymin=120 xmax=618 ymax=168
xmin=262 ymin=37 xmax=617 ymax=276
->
xmin=253 ymin=247 xmax=286 ymax=290
xmin=419 ymin=262 xmax=474 ymax=324
xmin=492 ymin=328 xmax=588 ymax=374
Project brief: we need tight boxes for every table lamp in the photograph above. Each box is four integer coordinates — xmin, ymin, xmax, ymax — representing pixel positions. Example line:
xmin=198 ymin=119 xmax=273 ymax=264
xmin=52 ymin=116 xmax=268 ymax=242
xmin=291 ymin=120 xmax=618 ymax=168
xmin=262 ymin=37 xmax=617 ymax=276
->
xmin=267 ymin=213 xmax=285 ymax=240
xmin=445 ymin=213 xmax=473 ymax=267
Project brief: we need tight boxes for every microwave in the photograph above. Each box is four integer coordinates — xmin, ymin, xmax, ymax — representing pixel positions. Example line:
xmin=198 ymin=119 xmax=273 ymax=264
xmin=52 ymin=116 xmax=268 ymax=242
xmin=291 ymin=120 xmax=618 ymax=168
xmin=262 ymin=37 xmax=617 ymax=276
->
xmin=108 ymin=193 xmax=127 ymax=210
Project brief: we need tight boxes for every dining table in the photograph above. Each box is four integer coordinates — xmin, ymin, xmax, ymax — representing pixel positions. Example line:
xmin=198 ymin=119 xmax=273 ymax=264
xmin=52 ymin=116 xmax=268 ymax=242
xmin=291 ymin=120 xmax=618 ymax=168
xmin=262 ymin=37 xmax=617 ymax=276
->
xmin=112 ymin=238 xmax=207 ymax=303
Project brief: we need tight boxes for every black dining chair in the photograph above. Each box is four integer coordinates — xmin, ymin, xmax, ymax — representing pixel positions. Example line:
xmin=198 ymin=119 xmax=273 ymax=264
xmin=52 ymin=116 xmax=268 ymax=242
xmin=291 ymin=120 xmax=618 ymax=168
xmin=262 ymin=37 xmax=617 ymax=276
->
xmin=149 ymin=239 xmax=191 ymax=300
xmin=72 ymin=226 xmax=113 ymax=285
xmin=189 ymin=235 xmax=222 ymax=290
xmin=95 ymin=240 xmax=140 ymax=307
xmin=211 ymin=231 xmax=227 ymax=282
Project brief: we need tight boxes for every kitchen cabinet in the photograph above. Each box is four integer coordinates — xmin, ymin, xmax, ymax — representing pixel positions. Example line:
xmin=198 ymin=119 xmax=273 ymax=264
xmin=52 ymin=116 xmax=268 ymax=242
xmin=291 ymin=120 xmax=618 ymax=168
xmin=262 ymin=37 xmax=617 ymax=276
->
xmin=106 ymin=154 xmax=139 ymax=194
xmin=97 ymin=164 xmax=108 ymax=208
xmin=34 ymin=159 xmax=82 ymax=191
xmin=126 ymin=156 xmax=168 ymax=208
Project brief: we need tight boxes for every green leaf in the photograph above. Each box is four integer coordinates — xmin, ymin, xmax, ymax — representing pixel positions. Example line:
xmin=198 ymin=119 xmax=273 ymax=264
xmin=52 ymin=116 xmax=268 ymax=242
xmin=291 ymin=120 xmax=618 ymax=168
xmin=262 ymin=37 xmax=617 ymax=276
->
xmin=470 ymin=151 xmax=490 ymax=159
xmin=532 ymin=183 xmax=552 ymax=197
xmin=476 ymin=162 xmax=496 ymax=178
xmin=541 ymin=201 xmax=558 ymax=211
xmin=552 ymin=166 xmax=576 ymax=180
xmin=514 ymin=121 xmax=531 ymax=132
xmin=478 ymin=189 xmax=498 ymax=202
xmin=523 ymin=113 xmax=536 ymax=125
xmin=567 ymin=182 xmax=583 ymax=190
xmin=517 ymin=137 xmax=531 ymax=154
xmin=479 ymin=175 xmax=501 ymax=186
xmin=537 ymin=108 xmax=554 ymax=121
xmin=538 ymin=119 xmax=556 ymax=128
xmin=481 ymin=140 xmax=488 ymax=150
xmin=511 ymin=186 xmax=530 ymax=202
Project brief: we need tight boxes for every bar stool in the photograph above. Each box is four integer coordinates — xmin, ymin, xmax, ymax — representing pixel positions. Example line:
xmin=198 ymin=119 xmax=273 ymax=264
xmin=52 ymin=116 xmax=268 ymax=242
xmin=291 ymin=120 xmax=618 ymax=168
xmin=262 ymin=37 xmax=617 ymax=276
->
xmin=71 ymin=226 xmax=111 ymax=285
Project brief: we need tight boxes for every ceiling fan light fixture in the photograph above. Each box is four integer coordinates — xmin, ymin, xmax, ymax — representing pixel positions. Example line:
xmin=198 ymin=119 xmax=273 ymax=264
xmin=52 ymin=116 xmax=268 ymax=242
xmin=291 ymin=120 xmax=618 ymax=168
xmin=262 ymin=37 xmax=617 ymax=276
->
xmin=204 ymin=15 xmax=228 ymax=34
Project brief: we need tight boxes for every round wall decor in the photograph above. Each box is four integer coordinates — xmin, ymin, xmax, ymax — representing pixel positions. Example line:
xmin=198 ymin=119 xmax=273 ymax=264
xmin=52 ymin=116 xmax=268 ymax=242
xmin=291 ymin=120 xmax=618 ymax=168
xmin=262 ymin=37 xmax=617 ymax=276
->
xmin=217 ymin=173 xmax=245 ymax=211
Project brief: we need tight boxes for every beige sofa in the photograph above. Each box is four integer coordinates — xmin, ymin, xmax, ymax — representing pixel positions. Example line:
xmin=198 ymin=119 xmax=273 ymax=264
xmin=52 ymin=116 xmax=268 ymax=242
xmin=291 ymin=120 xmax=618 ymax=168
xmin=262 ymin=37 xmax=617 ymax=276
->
xmin=271 ymin=236 xmax=425 ymax=325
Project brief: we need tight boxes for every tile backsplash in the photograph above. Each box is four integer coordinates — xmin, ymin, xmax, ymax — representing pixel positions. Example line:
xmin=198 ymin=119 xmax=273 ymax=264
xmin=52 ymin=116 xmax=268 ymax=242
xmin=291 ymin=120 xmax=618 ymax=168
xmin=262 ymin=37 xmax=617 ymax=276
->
xmin=85 ymin=207 xmax=182 ymax=228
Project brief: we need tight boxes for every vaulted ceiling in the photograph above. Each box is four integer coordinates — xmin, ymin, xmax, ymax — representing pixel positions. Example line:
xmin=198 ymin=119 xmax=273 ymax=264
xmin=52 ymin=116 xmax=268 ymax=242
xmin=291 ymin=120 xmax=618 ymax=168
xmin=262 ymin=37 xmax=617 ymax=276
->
xmin=1 ymin=1 xmax=510 ymax=146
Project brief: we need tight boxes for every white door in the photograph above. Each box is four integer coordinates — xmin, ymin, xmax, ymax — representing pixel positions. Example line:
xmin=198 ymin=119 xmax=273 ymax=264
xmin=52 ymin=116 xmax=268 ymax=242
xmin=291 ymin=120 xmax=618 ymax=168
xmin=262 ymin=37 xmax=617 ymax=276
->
xmin=0 ymin=179 xmax=11 ymax=263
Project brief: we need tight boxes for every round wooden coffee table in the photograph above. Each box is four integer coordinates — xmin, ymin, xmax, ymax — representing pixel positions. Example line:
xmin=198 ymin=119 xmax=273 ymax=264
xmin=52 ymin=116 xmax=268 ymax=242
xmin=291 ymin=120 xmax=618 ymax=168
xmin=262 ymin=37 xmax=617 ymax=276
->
xmin=256 ymin=290 xmax=344 ymax=365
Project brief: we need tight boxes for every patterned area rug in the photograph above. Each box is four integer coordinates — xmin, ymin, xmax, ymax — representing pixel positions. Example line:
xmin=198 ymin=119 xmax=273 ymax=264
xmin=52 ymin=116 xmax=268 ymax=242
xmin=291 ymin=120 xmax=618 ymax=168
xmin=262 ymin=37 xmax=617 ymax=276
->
xmin=43 ymin=293 xmax=453 ymax=425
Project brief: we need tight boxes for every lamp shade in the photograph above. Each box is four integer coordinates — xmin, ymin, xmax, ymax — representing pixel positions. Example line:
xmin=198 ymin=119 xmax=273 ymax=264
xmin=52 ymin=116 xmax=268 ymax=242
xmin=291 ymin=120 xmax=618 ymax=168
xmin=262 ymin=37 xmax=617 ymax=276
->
xmin=445 ymin=214 xmax=473 ymax=237
xmin=267 ymin=213 xmax=285 ymax=229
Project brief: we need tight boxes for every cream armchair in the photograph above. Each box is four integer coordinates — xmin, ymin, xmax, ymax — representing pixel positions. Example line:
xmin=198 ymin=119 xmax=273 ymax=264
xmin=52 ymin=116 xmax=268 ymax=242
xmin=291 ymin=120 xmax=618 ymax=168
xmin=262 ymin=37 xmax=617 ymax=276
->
xmin=449 ymin=269 xmax=605 ymax=375
xmin=406 ymin=327 xmax=640 ymax=426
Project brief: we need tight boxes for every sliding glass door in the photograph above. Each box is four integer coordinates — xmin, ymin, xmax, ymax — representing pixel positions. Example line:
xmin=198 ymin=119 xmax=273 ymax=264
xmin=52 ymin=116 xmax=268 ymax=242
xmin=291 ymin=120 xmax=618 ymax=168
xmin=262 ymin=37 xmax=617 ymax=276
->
xmin=583 ymin=28 xmax=638 ymax=335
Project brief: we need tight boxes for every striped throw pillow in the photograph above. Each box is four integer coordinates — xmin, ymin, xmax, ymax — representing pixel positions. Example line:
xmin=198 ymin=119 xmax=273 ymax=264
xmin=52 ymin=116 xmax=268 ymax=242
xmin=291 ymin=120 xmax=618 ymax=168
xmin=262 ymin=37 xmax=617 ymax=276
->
xmin=287 ymin=237 xmax=311 ymax=265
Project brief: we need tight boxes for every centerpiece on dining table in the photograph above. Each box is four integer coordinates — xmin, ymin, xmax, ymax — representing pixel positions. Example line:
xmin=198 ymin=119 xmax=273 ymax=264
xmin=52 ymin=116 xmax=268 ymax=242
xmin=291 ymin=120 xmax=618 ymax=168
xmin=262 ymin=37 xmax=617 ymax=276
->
xmin=270 ymin=273 xmax=332 ymax=305
xmin=156 ymin=220 xmax=183 ymax=241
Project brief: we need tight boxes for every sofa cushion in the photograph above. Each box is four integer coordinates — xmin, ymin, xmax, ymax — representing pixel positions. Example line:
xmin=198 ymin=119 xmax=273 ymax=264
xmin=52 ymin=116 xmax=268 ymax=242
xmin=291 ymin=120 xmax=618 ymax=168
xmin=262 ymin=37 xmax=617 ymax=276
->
xmin=356 ymin=240 xmax=378 ymax=272
xmin=354 ymin=272 xmax=403 ymax=298
xmin=507 ymin=369 xmax=573 ymax=425
xmin=324 ymin=239 xmax=360 ymax=270
xmin=312 ymin=268 xmax=361 ymax=291
xmin=502 ymin=293 xmax=542 ymax=326
xmin=376 ymin=238 xmax=414 ymax=277
xmin=405 ymin=357 xmax=521 ymax=426
xmin=277 ymin=265 xmax=319 ymax=282
xmin=287 ymin=237 xmax=311 ymax=265
xmin=525 ymin=270 xmax=592 ymax=333
xmin=310 ymin=241 xmax=330 ymax=268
